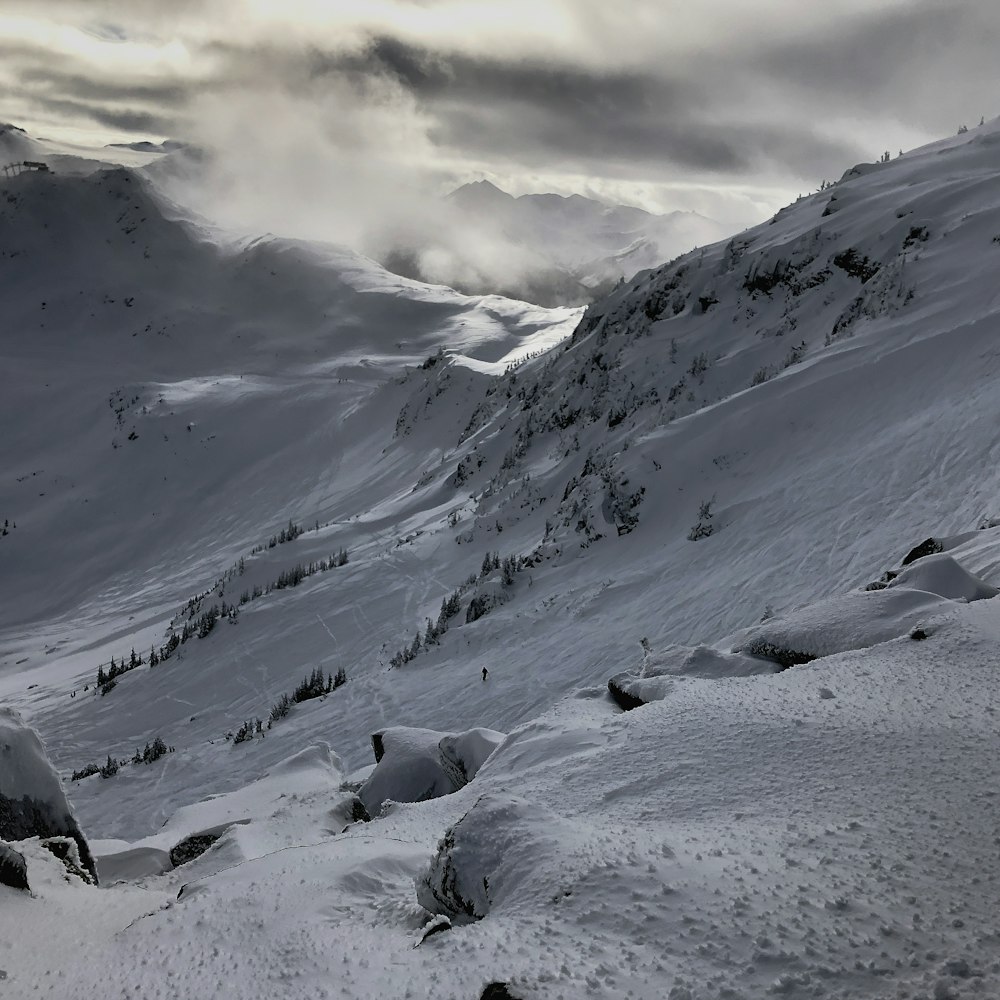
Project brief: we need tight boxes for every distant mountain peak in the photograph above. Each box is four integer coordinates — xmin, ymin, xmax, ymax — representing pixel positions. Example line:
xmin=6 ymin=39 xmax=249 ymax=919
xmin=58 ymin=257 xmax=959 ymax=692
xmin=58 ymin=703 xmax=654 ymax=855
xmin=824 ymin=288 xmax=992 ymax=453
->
xmin=447 ymin=179 xmax=516 ymax=209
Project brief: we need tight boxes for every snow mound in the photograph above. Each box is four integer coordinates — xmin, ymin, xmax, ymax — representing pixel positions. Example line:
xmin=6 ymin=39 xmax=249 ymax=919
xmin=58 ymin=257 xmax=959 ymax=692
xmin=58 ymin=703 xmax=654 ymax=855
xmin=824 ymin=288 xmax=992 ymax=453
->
xmin=0 ymin=707 xmax=97 ymax=882
xmin=728 ymin=586 xmax=954 ymax=666
xmin=416 ymin=792 xmax=581 ymax=923
xmin=609 ymin=644 xmax=776 ymax=708
xmin=95 ymin=742 xmax=344 ymax=882
xmin=359 ymin=726 xmax=505 ymax=817
xmin=612 ymin=555 xmax=996 ymax=705
xmin=887 ymin=552 xmax=998 ymax=602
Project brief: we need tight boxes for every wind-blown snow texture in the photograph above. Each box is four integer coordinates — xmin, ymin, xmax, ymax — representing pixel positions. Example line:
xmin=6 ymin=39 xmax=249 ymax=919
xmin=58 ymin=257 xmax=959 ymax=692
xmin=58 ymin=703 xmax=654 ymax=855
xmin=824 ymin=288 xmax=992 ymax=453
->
xmin=3 ymin=120 xmax=1000 ymax=998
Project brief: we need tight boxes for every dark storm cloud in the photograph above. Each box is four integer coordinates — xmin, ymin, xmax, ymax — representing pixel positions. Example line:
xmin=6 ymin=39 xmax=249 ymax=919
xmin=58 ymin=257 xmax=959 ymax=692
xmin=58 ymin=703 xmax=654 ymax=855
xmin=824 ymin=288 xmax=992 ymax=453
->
xmin=25 ymin=94 xmax=175 ymax=134
xmin=4 ymin=0 xmax=998 ymax=223
xmin=18 ymin=67 xmax=193 ymax=108
xmin=247 ymin=34 xmax=866 ymax=180
xmin=302 ymin=37 xmax=744 ymax=173
xmin=749 ymin=0 xmax=999 ymax=127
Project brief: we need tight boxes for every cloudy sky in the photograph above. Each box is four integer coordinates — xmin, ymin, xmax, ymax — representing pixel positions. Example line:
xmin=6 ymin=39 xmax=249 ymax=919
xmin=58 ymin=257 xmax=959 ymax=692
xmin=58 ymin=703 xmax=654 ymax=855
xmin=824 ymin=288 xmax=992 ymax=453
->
xmin=1 ymin=0 xmax=996 ymax=228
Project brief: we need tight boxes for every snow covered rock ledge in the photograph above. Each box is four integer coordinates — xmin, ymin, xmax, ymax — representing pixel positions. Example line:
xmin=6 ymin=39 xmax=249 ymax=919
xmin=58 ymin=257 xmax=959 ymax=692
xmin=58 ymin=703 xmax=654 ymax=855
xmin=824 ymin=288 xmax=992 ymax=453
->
xmin=609 ymin=644 xmax=776 ymax=709
xmin=0 ymin=707 xmax=97 ymax=882
xmin=416 ymin=792 xmax=577 ymax=923
xmin=358 ymin=726 xmax=504 ymax=817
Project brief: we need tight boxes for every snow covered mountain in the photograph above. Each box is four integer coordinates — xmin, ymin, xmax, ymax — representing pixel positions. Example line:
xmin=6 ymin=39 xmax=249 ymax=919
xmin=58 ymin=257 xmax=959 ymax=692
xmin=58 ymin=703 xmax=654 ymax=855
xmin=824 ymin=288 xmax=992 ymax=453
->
xmin=0 ymin=122 xmax=166 ymax=175
xmin=4 ymin=119 xmax=1000 ymax=998
xmin=373 ymin=179 xmax=731 ymax=306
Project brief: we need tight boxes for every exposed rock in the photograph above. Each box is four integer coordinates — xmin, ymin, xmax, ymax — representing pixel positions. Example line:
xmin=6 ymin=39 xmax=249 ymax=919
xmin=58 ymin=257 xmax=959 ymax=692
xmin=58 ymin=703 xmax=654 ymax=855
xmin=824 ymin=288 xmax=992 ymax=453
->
xmin=607 ymin=672 xmax=648 ymax=711
xmin=416 ymin=914 xmax=451 ymax=945
xmin=0 ymin=707 xmax=97 ymax=882
xmin=0 ymin=842 xmax=28 ymax=891
xmin=743 ymin=638 xmax=817 ymax=670
xmin=42 ymin=836 xmax=96 ymax=884
xmin=348 ymin=797 xmax=371 ymax=824
xmin=902 ymin=537 xmax=943 ymax=565
xmin=481 ymin=984 xmax=521 ymax=1000
xmin=169 ymin=833 xmax=220 ymax=868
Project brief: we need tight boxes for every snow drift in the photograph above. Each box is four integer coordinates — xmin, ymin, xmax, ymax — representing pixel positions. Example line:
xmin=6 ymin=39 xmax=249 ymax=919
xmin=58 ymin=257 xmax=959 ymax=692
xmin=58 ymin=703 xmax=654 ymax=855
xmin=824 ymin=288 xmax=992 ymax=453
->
xmin=359 ymin=726 xmax=505 ymax=817
xmin=609 ymin=553 xmax=997 ymax=707
xmin=416 ymin=791 xmax=581 ymax=924
xmin=95 ymin=742 xmax=345 ymax=883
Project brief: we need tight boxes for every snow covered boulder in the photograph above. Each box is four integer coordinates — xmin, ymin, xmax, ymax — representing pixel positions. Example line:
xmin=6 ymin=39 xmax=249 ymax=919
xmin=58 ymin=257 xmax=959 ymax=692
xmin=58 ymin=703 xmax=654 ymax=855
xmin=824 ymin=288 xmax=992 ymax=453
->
xmin=0 ymin=707 xmax=97 ymax=882
xmin=95 ymin=741 xmax=344 ymax=883
xmin=358 ymin=726 xmax=504 ymax=817
xmin=609 ymin=644 xmax=777 ymax=708
xmin=0 ymin=841 xmax=28 ymax=890
xmin=727 ymin=586 xmax=955 ymax=668
xmin=416 ymin=792 xmax=579 ymax=924
xmin=886 ymin=553 xmax=997 ymax=603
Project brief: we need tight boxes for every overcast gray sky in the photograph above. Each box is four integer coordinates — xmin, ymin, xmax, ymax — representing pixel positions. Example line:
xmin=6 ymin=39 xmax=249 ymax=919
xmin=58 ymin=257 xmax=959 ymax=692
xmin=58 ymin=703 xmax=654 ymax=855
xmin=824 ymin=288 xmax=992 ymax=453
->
xmin=1 ymin=0 xmax=996 ymax=226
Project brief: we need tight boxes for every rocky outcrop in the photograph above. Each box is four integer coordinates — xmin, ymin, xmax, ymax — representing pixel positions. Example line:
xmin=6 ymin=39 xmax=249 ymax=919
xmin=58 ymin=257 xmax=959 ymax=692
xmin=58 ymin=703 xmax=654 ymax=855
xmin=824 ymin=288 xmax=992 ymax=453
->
xmin=0 ymin=841 xmax=28 ymax=891
xmin=901 ymin=537 xmax=943 ymax=566
xmin=607 ymin=673 xmax=648 ymax=711
xmin=169 ymin=833 xmax=220 ymax=868
xmin=480 ymin=984 xmax=521 ymax=1000
xmin=0 ymin=708 xmax=97 ymax=882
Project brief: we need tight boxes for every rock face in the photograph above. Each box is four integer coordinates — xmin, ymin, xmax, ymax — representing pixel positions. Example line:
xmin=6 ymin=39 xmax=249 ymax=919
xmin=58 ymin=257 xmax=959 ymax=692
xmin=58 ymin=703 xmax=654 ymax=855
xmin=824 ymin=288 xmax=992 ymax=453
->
xmin=480 ymin=985 xmax=520 ymax=1000
xmin=0 ymin=707 xmax=97 ymax=883
xmin=902 ymin=537 xmax=944 ymax=565
xmin=358 ymin=726 xmax=505 ymax=817
xmin=0 ymin=841 xmax=28 ymax=891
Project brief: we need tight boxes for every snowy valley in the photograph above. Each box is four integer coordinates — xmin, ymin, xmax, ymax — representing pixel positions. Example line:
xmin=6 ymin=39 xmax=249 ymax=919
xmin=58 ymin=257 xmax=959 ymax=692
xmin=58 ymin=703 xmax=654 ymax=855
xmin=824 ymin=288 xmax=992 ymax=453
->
xmin=371 ymin=179 xmax=731 ymax=306
xmin=3 ymin=118 xmax=1000 ymax=1000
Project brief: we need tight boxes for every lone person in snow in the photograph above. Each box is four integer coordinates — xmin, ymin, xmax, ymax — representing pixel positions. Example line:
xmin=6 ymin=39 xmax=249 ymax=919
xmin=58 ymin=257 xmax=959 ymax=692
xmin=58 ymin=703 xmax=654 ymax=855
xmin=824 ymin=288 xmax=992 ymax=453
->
xmin=482 ymin=667 xmax=489 ymax=682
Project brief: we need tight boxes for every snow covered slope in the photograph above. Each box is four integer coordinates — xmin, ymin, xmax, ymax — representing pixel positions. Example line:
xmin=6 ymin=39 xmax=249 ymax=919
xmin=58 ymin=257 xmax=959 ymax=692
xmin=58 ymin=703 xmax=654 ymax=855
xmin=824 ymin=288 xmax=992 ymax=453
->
xmin=0 ymin=164 xmax=579 ymax=630
xmin=0 ymin=122 xmax=164 ymax=175
xmin=4 ymin=119 xmax=1000 ymax=998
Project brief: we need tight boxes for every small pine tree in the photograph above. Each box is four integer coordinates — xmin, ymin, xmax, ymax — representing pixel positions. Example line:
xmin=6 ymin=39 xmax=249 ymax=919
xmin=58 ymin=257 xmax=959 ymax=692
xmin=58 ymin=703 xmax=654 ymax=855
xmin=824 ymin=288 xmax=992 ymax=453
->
xmin=424 ymin=618 xmax=438 ymax=645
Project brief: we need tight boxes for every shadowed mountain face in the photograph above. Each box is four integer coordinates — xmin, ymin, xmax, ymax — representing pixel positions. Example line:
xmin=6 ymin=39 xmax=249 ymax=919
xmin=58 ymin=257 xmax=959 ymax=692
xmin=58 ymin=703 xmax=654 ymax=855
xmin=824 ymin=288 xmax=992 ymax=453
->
xmin=371 ymin=179 xmax=732 ymax=306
